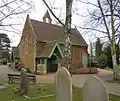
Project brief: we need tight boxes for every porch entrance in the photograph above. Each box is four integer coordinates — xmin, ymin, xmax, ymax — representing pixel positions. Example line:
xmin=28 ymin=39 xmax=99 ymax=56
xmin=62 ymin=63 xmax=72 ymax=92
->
xmin=47 ymin=54 xmax=58 ymax=73
xmin=36 ymin=42 xmax=64 ymax=73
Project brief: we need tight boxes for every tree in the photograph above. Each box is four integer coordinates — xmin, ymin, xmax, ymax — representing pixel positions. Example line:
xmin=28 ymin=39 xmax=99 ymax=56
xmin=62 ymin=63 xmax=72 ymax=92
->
xmin=41 ymin=0 xmax=120 ymax=78
xmin=95 ymin=38 xmax=102 ymax=59
xmin=64 ymin=0 xmax=73 ymax=71
xmin=78 ymin=0 xmax=120 ymax=79
xmin=96 ymin=0 xmax=120 ymax=79
xmin=10 ymin=49 xmax=14 ymax=63
xmin=0 ymin=33 xmax=10 ymax=59
xmin=42 ymin=0 xmax=73 ymax=73
xmin=89 ymin=41 xmax=94 ymax=67
xmin=97 ymin=53 xmax=107 ymax=68
xmin=0 ymin=0 xmax=33 ymax=34
xmin=103 ymin=44 xmax=113 ymax=68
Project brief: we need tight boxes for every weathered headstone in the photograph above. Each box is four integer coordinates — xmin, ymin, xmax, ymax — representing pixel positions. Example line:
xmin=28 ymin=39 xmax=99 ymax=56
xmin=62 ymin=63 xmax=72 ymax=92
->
xmin=83 ymin=75 xmax=109 ymax=101
xmin=56 ymin=67 xmax=72 ymax=101
xmin=20 ymin=68 xmax=29 ymax=95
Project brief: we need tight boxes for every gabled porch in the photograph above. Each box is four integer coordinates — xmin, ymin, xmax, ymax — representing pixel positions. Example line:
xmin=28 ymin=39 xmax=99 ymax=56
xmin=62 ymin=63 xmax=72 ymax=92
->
xmin=35 ymin=41 xmax=64 ymax=74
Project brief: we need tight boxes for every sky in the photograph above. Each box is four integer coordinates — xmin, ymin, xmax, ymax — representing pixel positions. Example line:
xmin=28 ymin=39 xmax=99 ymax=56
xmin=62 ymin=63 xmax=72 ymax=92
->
xmin=3 ymin=0 xmax=99 ymax=47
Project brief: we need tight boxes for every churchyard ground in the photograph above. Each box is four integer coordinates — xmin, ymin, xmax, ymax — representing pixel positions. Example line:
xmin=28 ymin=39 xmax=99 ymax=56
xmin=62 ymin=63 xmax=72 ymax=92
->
xmin=0 ymin=65 xmax=120 ymax=101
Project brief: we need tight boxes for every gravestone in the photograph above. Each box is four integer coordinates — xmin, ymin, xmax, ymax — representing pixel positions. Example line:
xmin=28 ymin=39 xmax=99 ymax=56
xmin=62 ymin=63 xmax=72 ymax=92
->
xmin=56 ymin=67 xmax=72 ymax=101
xmin=83 ymin=76 xmax=109 ymax=101
xmin=20 ymin=68 xmax=29 ymax=95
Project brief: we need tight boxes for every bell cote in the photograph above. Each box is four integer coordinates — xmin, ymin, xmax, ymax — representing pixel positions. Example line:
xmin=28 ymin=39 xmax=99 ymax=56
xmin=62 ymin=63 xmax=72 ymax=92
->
xmin=43 ymin=10 xmax=52 ymax=24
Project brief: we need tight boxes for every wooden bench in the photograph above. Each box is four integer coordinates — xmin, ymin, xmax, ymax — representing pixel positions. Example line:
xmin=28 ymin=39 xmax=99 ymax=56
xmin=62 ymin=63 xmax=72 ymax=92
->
xmin=7 ymin=73 xmax=36 ymax=84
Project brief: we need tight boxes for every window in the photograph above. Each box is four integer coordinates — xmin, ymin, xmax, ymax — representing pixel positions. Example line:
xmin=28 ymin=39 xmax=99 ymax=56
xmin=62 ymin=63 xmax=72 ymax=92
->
xmin=80 ymin=48 xmax=82 ymax=60
xmin=74 ymin=47 xmax=79 ymax=59
xmin=25 ymin=35 xmax=28 ymax=54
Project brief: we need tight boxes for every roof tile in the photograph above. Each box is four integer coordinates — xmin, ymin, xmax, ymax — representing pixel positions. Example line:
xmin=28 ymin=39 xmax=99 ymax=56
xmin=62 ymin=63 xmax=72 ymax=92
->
xmin=30 ymin=19 xmax=88 ymax=46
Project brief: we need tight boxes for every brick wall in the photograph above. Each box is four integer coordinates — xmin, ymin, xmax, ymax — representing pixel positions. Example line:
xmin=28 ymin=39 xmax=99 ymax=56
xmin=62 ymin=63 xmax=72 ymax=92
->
xmin=19 ymin=16 xmax=36 ymax=72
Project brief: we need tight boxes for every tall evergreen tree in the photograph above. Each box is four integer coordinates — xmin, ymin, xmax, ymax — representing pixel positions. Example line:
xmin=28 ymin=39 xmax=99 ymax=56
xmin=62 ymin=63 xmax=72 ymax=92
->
xmin=0 ymin=33 xmax=10 ymax=59
xmin=95 ymin=38 xmax=102 ymax=59
xmin=103 ymin=44 xmax=113 ymax=68
xmin=89 ymin=41 xmax=94 ymax=66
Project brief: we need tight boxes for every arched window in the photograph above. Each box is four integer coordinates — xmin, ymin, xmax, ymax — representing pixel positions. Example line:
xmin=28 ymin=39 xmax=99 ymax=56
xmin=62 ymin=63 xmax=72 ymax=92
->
xmin=25 ymin=35 xmax=28 ymax=54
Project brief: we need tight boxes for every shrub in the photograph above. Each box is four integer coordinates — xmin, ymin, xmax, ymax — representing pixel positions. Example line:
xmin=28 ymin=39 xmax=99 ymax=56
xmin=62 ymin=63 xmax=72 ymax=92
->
xmin=97 ymin=53 xmax=107 ymax=68
xmin=16 ymin=63 xmax=25 ymax=71
xmin=14 ymin=60 xmax=19 ymax=69
xmin=7 ymin=63 xmax=11 ymax=67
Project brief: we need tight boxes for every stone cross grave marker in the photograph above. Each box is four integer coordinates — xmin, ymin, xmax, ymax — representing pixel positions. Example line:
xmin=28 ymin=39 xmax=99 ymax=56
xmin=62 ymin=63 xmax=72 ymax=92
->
xmin=83 ymin=75 xmax=109 ymax=101
xmin=56 ymin=67 xmax=72 ymax=101
xmin=20 ymin=68 xmax=29 ymax=95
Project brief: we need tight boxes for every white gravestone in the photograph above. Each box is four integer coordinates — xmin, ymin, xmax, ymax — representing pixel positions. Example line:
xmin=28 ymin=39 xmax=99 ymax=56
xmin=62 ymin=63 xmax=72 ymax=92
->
xmin=56 ymin=67 xmax=72 ymax=101
xmin=83 ymin=76 xmax=109 ymax=101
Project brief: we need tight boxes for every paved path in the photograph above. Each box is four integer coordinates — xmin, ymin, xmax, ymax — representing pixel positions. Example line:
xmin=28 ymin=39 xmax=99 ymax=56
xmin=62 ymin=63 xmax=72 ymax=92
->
xmin=37 ymin=68 xmax=120 ymax=95
xmin=72 ymin=69 xmax=120 ymax=95
xmin=96 ymin=69 xmax=120 ymax=95
xmin=0 ymin=65 xmax=120 ymax=95
xmin=0 ymin=65 xmax=19 ymax=82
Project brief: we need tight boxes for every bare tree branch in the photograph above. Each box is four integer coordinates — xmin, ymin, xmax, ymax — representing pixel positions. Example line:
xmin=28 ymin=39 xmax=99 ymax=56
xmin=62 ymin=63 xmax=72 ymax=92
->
xmin=0 ymin=0 xmax=17 ymax=8
xmin=42 ymin=0 xmax=65 ymax=26
xmin=76 ymin=0 xmax=99 ymax=8
xmin=0 ymin=28 xmax=21 ymax=37
xmin=0 ymin=23 xmax=21 ymax=26
xmin=72 ymin=23 xmax=107 ymax=34
xmin=0 ymin=0 xmax=33 ymax=28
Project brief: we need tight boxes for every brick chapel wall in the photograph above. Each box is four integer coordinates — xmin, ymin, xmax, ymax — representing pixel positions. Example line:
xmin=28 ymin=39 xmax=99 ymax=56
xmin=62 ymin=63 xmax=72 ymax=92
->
xmin=71 ymin=46 xmax=88 ymax=68
xmin=19 ymin=16 xmax=36 ymax=72
xmin=60 ymin=44 xmax=88 ymax=68
xmin=72 ymin=46 xmax=83 ymax=68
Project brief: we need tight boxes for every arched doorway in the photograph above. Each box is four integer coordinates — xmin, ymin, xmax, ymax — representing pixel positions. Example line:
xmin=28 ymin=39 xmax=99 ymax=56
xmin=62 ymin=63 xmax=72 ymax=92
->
xmin=47 ymin=54 xmax=59 ymax=73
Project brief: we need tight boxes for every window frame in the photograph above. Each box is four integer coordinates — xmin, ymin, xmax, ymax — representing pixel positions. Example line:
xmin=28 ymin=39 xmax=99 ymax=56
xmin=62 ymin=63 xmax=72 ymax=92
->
xmin=25 ymin=35 xmax=28 ymax=55
xmin=80 ymin=47 xmax=82 ymax=60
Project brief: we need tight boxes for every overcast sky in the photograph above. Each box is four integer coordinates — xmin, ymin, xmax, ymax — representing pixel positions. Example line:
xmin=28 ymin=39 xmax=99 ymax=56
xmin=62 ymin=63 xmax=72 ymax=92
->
xmin=3 ymin=0 xmax=98 ymax=47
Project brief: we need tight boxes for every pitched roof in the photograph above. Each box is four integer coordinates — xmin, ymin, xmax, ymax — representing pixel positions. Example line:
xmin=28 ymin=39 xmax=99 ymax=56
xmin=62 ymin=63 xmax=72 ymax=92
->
xmin=36 ymin=42 xmax=54 ymax=58
xmin=30 ymin=19 xmax=88 ymax=47
xmin=37 ymin=41 xmax=63 ymax=58
xmin=12 ymin=47 xmax=19 ymax=58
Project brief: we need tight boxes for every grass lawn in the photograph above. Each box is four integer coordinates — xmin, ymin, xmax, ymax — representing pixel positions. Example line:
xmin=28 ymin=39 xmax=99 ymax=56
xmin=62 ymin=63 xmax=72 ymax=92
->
xmin=118 ymin=67 xmax=120 ymax=72
xmin=0 ymin=83 xmax=119 ymax=101
xmin=105 ymin=66 xmax=120 ymax=73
